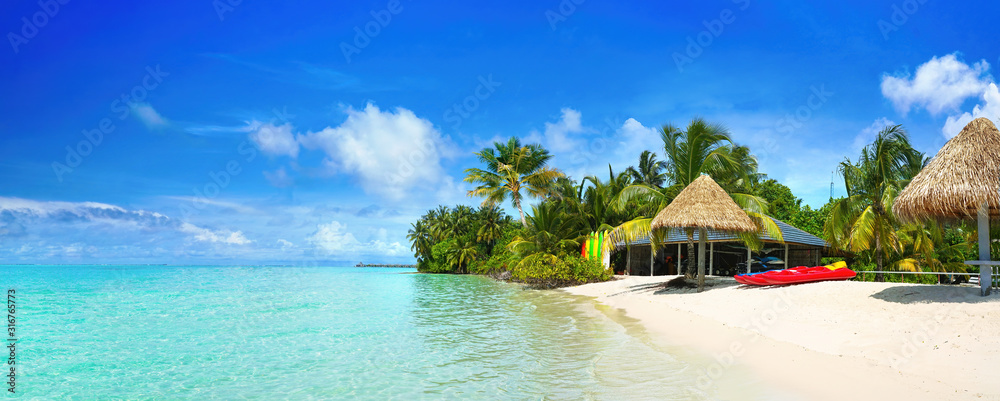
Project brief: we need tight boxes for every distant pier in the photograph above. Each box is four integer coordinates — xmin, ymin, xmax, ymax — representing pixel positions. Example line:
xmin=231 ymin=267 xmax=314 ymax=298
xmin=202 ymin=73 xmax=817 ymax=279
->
xmin=355 ymin=263 xmax=416 ymax=268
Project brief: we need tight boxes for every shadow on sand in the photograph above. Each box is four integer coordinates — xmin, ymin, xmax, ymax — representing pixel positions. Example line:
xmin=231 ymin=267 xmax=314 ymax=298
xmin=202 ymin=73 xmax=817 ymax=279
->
xmin=869 ymin=284 xmax=996 ymax=305
xmin=650 ymin=277 xmax=743 ymax=295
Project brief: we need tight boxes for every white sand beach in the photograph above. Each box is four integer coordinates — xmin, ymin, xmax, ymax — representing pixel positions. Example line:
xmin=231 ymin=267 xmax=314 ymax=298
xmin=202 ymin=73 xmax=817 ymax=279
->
xmin=564 ymin=276 xmax=1000 ymax=401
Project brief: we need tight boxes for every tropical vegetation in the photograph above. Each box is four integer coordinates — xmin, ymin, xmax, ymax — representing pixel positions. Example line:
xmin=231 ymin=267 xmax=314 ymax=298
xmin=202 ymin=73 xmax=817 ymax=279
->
xmin=408 ymin=119 xmax=977 ymax=287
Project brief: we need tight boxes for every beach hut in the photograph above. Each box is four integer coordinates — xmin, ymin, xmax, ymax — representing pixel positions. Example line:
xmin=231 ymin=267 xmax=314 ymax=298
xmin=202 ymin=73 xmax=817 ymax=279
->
xmin=893 ymin=117 xmax=1000 ymax=296
xmin=651 ymin=174 xmax=757 ymax=291
xmin=617 ymin=217 xmax=826 ymax=276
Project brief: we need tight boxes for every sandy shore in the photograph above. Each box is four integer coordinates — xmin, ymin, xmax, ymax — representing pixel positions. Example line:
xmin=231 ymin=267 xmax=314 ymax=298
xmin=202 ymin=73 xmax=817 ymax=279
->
xmin=564 ymin=276 xmax=1000 ymax=401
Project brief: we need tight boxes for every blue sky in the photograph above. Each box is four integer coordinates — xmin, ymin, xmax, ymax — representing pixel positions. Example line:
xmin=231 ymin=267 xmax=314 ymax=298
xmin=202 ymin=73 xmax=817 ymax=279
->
xmin=1 ymin=0 xmax=998 ymax=265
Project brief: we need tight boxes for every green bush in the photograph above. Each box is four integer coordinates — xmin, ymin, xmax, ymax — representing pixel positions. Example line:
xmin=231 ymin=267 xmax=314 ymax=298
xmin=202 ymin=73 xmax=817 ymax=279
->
xmin=820 ymin=257 xmax=845 ymax=266
xmin=419 ymin=239 xmax=456 ymax=274
xmin=564 ymin=254 xmax=613 ymax=283
xmin=510 ymin=253 xmax=612 ymax=288
xmin=468 ymin=253 xmax=516 ymax=275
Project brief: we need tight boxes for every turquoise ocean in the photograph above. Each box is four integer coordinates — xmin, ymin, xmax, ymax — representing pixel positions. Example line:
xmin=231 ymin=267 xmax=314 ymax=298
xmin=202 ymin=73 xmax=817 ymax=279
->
xmin=3 ymin=265 xmax=773 ymax=400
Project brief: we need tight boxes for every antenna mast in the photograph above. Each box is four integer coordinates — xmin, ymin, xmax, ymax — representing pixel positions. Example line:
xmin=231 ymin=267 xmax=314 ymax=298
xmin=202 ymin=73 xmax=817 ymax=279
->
xmin=830 ymin=170 xmax=835 ymax=200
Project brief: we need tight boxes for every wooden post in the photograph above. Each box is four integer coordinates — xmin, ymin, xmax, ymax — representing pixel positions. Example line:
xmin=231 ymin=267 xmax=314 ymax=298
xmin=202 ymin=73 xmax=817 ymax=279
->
xmin=785 ymin=243 xmax=790 ymax=267
xmin=698 ymin=227 xmax=707 ymax=292
xmin=978 ymin=202 xmax=992 ymax=296
xmin=746 ymin=248 xmax=752 ymax=274
xmin=626 ymin=246 xmax=631 ymax=276
xmin=650 ymin=243 xmax=654 ymax=277
xmin=709 ymin=242 xmax=714 ymax=276
xmin=677 ymin=242 xmax=682 ymax=275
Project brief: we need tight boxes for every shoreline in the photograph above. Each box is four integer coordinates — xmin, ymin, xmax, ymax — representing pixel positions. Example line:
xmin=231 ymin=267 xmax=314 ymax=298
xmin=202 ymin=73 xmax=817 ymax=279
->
xmin=563 ymin=276 xmax=1000 ymax=401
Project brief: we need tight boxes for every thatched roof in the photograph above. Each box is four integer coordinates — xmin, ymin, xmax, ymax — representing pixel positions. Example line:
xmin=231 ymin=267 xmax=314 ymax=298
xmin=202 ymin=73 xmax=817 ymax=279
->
xmin=894 ymin=118 xmax=1000 ymax=222
xmin=651 ymin=174 xmax=756 ymax=232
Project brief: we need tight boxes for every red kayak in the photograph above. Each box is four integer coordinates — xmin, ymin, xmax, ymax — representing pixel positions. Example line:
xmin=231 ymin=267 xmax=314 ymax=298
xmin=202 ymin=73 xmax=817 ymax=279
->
xmin=734 ymin=266 xmax=810 ymax=286
xmin=742 ymin=274 xmax=773 ymax=286
xmin=734 ymin=263 xmax=856 ymax=286
xmin=758 ymin=266 xmax=856 ymax=285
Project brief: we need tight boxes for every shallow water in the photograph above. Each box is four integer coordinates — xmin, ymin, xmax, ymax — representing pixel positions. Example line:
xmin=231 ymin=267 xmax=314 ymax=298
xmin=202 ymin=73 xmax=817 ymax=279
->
xmin=3 ymin=265 xmax=774 ymax=399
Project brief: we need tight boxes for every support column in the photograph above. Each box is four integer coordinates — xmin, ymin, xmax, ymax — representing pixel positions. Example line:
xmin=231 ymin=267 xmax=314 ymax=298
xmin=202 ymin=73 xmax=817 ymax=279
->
xmin=626 ymin=246 xmax=631 ymax=276
xmin=746 ymin=248 xmax=752 ymax=274
xmin=785 ymin=243 xmax=790 ymax=267
xmin=978 ymin=202 xmax=992 ymax=296
xmin=677 ymin=242 xmax=682 ymax=275
xmin=650 ymin=243 xmax=654 ymax=277
xmin=709 ymin=242 xmax=714 ymax=276
xmin=698 ymin=227 xmax=707 ymax=292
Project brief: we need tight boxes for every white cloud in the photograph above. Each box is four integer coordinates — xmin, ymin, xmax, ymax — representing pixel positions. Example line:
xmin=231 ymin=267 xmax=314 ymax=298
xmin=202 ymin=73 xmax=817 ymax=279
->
xmin=854 ymin=117 xmax=897 ymax=151
xmin=308 ymin=220 xmax=406 ymax=256
xmin=529 ymin=108 xmax=592 ymax=153
xmin=179 ymin=222 xmax=252 ymax=245
xmin=370 ymin=240 xmax=407 ymax=256
xmin=0 ymin=197 xmax=116 ymax=214
xmin=309 ymin=220 xmax=361 ymax=254
xmin=0 ymin=196 xmax=254 ymax=249
xmin=942 ymin=83 xmax=1000 ymax=138
xmin=263 ymin=167 xmax=294 ymax=188
xmin=582 ymin=117 xmax=664 ymax=179
xmin=249 ymin=122 xmax=299 ymax=158
xmin=297 ymin=103 xmax=448 ymax=200
xmin=616 ymin=118 xmax=662 ymax=155
xmin=519 ymin=111 xmax=664 ymax=181
xmin=0 ymin=196 xmax=420 ymax=264
xmin=163 ymin=196 xmax=258 ymax=214
xmin=132 ymin=103 xmax=167 ymax=127
xmin=0 ymin=197 xmax=165 ymax=226
xmin=881 ymin=54 xmax=992 ymax=116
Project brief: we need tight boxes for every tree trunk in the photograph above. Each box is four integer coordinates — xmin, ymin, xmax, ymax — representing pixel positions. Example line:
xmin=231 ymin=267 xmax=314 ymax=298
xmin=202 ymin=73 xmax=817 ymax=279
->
xmin=515 ymin=198 xmax=527 ymax=227
xmin=875 ymin=224 xmax=884 ymax=282
xmin=685 ymin=228 xmax=696 ymax=278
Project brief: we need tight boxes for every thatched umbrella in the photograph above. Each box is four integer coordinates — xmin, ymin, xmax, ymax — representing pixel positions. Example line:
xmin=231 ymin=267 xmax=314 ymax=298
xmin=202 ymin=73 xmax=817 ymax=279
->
xmin=894 ymin=117 xmax=1000 ymax=296
xmin=651 ymin=174 xmax=757 ymax=291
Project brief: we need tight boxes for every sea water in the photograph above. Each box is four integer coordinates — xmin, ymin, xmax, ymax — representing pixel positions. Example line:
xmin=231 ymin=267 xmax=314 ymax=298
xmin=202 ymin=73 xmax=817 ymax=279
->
xmin=2 ymin=265 xmax=764 ymax=400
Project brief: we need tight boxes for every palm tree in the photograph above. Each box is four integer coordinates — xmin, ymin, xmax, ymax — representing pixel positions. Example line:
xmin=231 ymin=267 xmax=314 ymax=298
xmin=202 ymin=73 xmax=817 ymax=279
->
xmin=574 ymin=166 xmax=639 ymax=233
xmin=476 ymin=205 xmax=508 ymax=255
xmin=824 ymin=125 xmax=919 ymax=281
xmin=898 ymin=149 xmax=930 ymax=190
xmin=609 ymin=118 xmax=780 ymax=277
xmin=465 ymin=137 xmax=565 ymax=226
xmin=446 ymin=237 xmax=481 ymax=274
xmin=661 ymin=119 xmax=755 ymax=191
xmin=425 ymin=205 xmax=451 ymax=241
xmin=507 ymin=202 xmax=583 ymax=257
xmin=626 ymin=150 xmax=666 ymax=188
xmin=427 ymin=205 xmax=474 ymax=241
xmin=407 ymin=221 xmax=434 ymax=262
